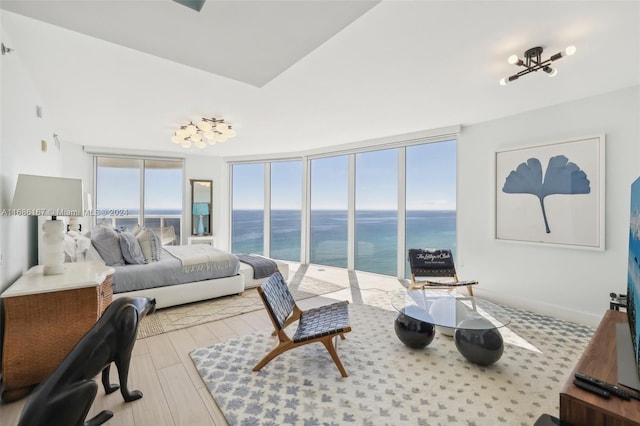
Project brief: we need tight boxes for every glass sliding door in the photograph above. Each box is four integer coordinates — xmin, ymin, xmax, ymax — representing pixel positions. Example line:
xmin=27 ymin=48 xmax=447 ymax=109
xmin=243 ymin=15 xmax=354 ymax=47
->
xmin=95 ymin=156 xmax=184 ymax=243
xmin=95 ymin=157 xmax=141 ymax=230
xmin=309 ymin=155 xmax=348 ymax=268
xmin=355 ymin=148 xmax=398 ymax=275
xmin=405 ymin=140 xmax=457 ymax=277
xmin=144 ymin=159 xmax=183 ymax=244
xmin=270 ymin=161 xmax=302 ymax=261
xmin=231 ymin=163 xmax=265 ymax=254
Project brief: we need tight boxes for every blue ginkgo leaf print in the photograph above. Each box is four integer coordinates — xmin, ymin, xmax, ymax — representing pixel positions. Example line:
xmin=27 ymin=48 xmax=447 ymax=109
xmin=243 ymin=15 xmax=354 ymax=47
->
xmin=502 ymin=155 xmax=590 ymax=233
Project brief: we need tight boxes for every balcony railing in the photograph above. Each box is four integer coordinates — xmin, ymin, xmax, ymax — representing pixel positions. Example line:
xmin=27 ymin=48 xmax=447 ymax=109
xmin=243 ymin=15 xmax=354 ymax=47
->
xmin=97 ymin=214 xmax=182 ymax=245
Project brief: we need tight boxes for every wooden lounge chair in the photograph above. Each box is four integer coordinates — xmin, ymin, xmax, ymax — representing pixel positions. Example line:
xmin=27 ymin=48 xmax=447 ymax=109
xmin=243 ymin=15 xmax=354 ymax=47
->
xmin=407 ymin=248 xmax=478 ymax=296
xmin=253 ymin=271 xmax=351 ymax=377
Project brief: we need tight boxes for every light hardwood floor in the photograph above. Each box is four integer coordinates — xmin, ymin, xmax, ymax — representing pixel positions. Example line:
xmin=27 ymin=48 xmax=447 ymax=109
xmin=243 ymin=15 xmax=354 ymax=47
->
xmin=0 ymin=307 xmax=273 ymax=426
xmin=1 ymin=264 xmax=401 ymax=425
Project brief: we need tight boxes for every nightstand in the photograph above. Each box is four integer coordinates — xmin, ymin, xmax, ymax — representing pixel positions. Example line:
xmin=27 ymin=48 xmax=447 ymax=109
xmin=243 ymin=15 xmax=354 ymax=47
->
xmin=0 ymin=262 xmax=114 ymax=402
xmin=188 ymin=235 xmax=215 ymax=246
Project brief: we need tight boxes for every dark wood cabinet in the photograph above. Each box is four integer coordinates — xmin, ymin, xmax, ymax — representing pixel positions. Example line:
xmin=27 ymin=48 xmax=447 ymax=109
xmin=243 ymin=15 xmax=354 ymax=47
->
xmin=559 ymin=310 xmax=640 ymax=426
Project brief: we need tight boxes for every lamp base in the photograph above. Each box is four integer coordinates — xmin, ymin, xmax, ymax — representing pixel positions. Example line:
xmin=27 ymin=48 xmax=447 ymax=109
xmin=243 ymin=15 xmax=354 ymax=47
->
xmin=42 ymin=218 xmax=65 ymax=275
xmin=197 ymin=214 xmax=205 ymax=236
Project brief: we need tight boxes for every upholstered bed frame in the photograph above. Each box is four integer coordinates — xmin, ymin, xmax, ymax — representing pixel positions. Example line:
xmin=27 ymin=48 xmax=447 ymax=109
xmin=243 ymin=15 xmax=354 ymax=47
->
xmin=113 ymin=260 xmax=289 ymax=309
xmin=60 ymin=224 xmax=290 ymax=310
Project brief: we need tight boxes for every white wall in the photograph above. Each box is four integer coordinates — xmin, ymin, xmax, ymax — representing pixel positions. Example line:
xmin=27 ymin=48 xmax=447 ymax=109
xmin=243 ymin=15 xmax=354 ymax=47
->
xmin=183 ymin=154 xmax=227 ymax=249
xmin=457 ymin=85 xmax=640 ymax=326
xmin=0 ymin=24 xmax=65 ymax=292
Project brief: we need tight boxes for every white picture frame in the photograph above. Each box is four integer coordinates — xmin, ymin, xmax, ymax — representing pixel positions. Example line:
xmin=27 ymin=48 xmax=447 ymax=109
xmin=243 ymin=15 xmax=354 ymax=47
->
xmin=495 ymin=135 xmax=605 ymax=250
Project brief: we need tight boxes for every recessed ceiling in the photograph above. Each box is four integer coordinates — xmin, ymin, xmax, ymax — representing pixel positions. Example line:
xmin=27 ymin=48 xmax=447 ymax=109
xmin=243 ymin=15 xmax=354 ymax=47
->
xmin=0 ymin=1 xmax=638 ymax=158
xmin=0 ymin=0 xmax=380 ymax=87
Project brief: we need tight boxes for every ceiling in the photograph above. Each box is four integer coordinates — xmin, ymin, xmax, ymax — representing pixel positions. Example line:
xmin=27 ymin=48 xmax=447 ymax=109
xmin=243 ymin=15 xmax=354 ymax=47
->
xmin=1 ymin=1 xmax=639 ymax=158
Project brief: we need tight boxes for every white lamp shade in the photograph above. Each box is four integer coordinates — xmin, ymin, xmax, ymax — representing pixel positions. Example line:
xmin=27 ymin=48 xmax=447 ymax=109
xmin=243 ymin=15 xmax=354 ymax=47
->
xmin=11 ymin=174 xmax=84 ymax=217
xmin=11 ymin=174 xmax=84 ymax=275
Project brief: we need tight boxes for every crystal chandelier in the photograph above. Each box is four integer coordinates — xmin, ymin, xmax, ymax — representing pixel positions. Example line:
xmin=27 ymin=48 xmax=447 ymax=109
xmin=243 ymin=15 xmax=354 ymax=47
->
xmin=171 ymin=117 xmax=237 ymax=148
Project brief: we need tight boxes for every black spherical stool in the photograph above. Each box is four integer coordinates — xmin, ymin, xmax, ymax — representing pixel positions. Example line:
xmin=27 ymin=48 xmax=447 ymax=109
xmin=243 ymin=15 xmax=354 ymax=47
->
xmin=454 ymin=317 xmax=504 ymax=366
xmin=394 ymin=308 xmax=435 ymax=349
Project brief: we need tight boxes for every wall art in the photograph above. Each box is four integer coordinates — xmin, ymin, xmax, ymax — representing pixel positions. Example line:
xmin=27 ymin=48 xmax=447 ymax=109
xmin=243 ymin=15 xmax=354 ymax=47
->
xmin=495 ymin=135 xmax=605 ymax=249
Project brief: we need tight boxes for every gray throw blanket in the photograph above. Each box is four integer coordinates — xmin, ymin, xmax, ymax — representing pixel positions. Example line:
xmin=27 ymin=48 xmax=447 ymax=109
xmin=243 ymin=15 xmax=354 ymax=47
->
xmin=237 ymin=254 xmax=278 ymax=279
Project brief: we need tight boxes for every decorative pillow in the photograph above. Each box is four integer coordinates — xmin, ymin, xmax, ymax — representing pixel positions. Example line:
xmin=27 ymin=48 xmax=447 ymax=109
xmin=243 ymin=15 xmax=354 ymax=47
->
xmin=119 ymin=231 xmax=146 ymax=264
xmin=136 ymin=228 xmax=162 ymax=262
xmin=90 ymin=224 xmax=125 ymax=266
xmin=136 ymin=228 xmax=153 ymax=262
xmin=86 ymin=244 xmax=105 ymax=263
xmin=148 ymin=228 xmax=162 ymax=261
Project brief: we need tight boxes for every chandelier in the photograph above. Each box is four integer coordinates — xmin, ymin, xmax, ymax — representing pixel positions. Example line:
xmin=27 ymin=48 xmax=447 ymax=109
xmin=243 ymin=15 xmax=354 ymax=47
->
xmin=499 ymin=45 xmax=576 ymax=85
xmin=171 ymin=117 xmax=237 ymax=148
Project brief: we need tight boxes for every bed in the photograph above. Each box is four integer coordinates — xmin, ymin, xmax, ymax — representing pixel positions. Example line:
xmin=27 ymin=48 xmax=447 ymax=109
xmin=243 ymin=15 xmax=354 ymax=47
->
xmin=66 ymin=225 xmax=288 ymax=309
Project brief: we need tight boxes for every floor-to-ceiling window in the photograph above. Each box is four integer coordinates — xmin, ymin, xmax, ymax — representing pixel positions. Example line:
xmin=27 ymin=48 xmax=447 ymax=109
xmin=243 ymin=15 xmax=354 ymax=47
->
xmin=309 ymin=155 xmax=349 ymax=268
xmin=228 ymin=137 xmax=456 ymax=278
xmin=405 ymin=140 xmax=457 ymax=277
xmin=231 ymin=163 xmax=265 ymax=254
xmin=355 ymin=148 xmax=398 ymax=275
xmin=95 ymin=156 xmax=183 ymax=243
xmin=270 ymin=161 xmax=302 ymax=261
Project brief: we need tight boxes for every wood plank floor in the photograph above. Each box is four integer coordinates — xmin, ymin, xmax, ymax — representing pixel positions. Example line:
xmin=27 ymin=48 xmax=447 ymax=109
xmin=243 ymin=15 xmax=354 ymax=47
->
xmin=0 ymin=308 xmax=274 ymax=426
xmin=0 ymin=264 xmax=401 ymax=426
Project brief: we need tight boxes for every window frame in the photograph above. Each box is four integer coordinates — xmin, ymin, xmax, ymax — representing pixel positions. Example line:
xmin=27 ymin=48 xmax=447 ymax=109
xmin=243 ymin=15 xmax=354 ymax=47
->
xmin=93 ymin=155 xmax=185 ymax=241
xmin=227 ymin=128 xmax=459 ymax=278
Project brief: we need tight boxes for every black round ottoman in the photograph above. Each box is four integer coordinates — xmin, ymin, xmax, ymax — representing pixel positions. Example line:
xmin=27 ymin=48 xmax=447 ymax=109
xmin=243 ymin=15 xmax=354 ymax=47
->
xmin=394 ymin=309 xmax=435 ymax=349
xmin=454 ymin=317 xmax=504 ymax=366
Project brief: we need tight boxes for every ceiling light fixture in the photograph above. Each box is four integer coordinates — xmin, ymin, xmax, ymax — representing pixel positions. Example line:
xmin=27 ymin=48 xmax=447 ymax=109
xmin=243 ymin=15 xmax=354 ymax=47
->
xmin=499 ymin=45 xmax=576 ymax=86
xmin=171 ymin=117 xmax=237 ymax=148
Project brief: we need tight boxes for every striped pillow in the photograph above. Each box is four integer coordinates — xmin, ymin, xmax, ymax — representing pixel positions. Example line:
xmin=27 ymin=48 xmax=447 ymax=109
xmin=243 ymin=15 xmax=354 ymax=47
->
xmin=136 ymin=228 xmax=163 ymax=262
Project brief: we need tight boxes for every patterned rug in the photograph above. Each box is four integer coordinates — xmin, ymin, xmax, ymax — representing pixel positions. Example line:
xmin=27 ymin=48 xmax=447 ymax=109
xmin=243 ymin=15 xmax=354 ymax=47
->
xmin=190 ymin=302 xmax=594 ymax=426
xmin=138 ymin=273 xmax=345 ymax=338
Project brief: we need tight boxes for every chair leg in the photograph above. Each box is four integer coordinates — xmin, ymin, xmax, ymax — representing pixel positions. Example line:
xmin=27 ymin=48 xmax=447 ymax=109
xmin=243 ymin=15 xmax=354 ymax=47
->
xmin=321 ymin=336 xmax=348 ymax=377
xmin=253 ymin=341 xmax=294 ymax=372
xmin=467 ymin=285 xmax=474 ymax=296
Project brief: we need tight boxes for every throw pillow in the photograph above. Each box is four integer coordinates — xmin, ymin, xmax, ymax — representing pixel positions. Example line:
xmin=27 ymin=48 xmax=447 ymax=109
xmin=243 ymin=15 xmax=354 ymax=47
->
xmin=119 ymin=231 xmax=146 ymax=264
xmin=136 ymin=228 xmax=162 ymax=262
xmin=149 ymin=228 xmax=162 ymax=261
xmin=90 ymin=224 xmax=125 ymax=266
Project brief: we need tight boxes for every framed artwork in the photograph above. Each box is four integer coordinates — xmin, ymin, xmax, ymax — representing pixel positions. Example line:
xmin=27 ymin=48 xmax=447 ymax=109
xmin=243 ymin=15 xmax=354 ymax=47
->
xmin=495 ymin=135 xmax=605 ymax=250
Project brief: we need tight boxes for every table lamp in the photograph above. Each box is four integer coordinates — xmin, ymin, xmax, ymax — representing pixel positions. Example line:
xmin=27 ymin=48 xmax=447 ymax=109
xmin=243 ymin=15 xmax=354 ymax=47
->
xmin=10 ymin=174 xmax=84 ymax=275
xmin=192 ymin=202 xmax=209 ymax=236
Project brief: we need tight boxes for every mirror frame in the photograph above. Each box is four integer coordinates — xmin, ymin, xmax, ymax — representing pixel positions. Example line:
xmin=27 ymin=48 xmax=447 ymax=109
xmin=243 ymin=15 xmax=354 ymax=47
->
xmin=190 ymin=179 xmax=212 ymax=236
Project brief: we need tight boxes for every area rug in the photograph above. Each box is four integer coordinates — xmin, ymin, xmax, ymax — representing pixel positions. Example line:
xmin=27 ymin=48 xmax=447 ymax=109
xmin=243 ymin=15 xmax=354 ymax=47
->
xmin=138 ymin=274 xmax=346 ymax=338
xmin=190 ymin=303 xmax=594 ymax=426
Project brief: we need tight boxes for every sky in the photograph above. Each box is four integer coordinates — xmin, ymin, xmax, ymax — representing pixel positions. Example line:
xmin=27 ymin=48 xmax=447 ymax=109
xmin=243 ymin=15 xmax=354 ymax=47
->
xmin=96 ymin=140 xmax=457 ymax=212
xmin=96 ymin=166 xmax=183 ymax=211
xmin=232 ymin=140 xmax=457 ymax=210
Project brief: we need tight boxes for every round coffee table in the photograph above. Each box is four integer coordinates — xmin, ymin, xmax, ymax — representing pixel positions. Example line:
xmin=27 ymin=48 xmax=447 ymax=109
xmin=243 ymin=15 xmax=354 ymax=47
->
xmin=391 ymin=289 xmax=511 ymax=365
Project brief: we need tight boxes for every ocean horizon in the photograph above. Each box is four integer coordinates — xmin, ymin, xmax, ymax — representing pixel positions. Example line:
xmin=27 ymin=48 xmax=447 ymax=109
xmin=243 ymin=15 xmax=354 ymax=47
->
xmin=233 ymin=209 xmax=456 ymax=277
xmin=105 ymin=208 xmax=457 ymax=277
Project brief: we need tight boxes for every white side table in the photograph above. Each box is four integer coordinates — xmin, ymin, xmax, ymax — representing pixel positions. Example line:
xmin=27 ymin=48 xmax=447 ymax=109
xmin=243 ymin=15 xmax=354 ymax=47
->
xmin=188 ymin=235 xmax=215 ymax=246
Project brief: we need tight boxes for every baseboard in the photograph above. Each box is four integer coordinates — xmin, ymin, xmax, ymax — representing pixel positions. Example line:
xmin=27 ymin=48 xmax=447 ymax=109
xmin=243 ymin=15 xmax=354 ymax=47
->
xmin=473 ymin=287 xmax=604 ymax=327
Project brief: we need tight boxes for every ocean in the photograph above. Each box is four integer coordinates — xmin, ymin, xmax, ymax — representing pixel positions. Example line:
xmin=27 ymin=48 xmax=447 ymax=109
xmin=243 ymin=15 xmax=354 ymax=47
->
xmin=233 ymin=209 xmax=456 ymax=277
xmin=109 ymin=208 xmax=456 ymax=278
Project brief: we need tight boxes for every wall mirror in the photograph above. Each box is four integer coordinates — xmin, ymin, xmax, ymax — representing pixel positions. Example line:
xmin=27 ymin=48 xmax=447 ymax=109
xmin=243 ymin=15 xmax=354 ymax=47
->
xmin=190 ymin=179 xmax=212 ymax=236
